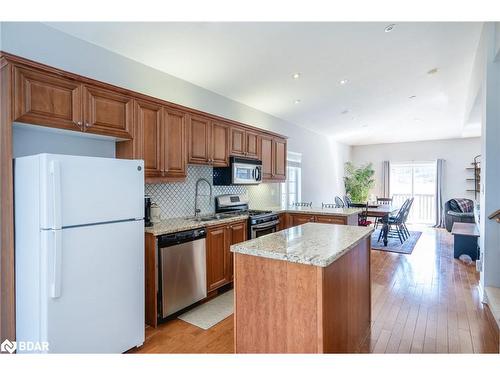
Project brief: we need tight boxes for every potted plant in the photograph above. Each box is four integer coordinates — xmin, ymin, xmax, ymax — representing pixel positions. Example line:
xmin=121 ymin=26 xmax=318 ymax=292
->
xmin=344 ymin=162 xmax=375 ymax=203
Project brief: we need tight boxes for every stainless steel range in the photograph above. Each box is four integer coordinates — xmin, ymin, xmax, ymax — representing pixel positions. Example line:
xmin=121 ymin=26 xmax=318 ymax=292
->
xmin=215 ymin=194 xmax=280 ymax=239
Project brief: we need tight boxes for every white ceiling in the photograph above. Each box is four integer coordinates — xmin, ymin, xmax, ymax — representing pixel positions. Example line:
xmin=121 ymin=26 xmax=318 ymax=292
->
xmin=46 ymin=22 xmax=482 ymax=145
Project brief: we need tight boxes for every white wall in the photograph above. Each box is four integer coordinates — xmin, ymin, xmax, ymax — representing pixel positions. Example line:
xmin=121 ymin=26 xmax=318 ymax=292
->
xmin=1 ymin=22 xmax=350 ymax=204
xmin=12 ymin=125 xmax=115 ymax=158
xmin=478 ymin=23 xmax=500 ymax=290
xmin=351 ymin=137 xmax=481 ymax=204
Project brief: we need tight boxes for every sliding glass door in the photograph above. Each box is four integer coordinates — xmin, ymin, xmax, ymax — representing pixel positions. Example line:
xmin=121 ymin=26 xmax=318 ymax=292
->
xmin=390 ymin=161 xmax=437 ymax=224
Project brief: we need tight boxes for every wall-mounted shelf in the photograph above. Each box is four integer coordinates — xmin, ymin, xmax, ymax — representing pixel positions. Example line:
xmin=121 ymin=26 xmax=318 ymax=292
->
xmin=466 ymin=155 xmax=481 ymax=200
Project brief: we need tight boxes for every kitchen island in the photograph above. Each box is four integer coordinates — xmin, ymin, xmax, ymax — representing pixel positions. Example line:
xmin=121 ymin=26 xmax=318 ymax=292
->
xmin=231 ymin=222 xmax=373 ymax=353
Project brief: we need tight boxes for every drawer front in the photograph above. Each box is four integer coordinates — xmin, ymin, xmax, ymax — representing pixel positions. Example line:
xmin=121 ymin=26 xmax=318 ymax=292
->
xmin=315 ymin=215 xmax=346 ymax=225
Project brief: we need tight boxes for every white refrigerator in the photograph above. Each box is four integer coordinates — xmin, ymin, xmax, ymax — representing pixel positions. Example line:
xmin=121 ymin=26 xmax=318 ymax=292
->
xmin=14 ymin=153 xmax=145 ymax=353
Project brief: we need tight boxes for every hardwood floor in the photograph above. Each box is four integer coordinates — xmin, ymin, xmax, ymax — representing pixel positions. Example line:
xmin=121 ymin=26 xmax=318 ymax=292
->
xmin=131 ymin=226 xmax=499 ymax=354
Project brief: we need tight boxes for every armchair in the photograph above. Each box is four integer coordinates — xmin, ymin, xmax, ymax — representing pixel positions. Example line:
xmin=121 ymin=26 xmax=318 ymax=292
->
xmin=444 ymin=198 xmax=475 ymax=232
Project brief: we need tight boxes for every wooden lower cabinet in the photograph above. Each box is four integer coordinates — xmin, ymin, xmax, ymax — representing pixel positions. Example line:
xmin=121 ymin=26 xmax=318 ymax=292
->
xmin=315 ymin=215 xmax=347 ymax=225
xmin=291 ymin=214 xmax=316 ymax=227
xmin=206 ymin=220 xmax=247 ymax=292
xmin=278 ymin=213 xmax=287 ymax=231
xmin=287 ymin=213 xmax=355 ymax=227
xmin=234 ymin=237 xmax=371 ymax=353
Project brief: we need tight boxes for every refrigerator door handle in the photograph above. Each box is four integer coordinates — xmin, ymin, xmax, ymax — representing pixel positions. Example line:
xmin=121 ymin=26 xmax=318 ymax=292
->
xmin=50 ymin=160 xmax=62 ymax=230
xmin=50 ymin=229 xmax=63 ymax=299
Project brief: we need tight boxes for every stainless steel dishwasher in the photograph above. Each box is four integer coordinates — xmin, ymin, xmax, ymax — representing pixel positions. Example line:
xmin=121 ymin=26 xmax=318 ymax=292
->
xmin=157 ymin=228 xmax=207 ymax=321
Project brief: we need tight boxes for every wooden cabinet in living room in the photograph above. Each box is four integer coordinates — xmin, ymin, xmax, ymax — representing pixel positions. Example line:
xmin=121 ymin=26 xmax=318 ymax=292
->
xmin=206 ymin=219 xmax=247 ymax=292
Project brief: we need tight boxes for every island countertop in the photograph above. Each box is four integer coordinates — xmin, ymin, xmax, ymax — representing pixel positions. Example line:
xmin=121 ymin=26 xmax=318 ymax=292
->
xmin=231 ymin=222 xmax=373 ymax=267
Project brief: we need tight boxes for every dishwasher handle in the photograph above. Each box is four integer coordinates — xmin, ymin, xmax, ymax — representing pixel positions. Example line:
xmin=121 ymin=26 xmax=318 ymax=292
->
xmin=158 ymin=228 xmax=206 ymax=247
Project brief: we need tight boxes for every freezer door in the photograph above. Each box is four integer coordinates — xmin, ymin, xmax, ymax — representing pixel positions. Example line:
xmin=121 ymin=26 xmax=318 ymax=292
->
xmin=42 ymin=220 xmax=144 ymax=353
xmin=38 ymin=154 xmax=144 ymax=228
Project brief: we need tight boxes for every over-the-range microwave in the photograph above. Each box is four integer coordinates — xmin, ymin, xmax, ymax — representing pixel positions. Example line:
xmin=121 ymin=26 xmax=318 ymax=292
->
xmin=213 ymin=156 xmax=262 ymax=185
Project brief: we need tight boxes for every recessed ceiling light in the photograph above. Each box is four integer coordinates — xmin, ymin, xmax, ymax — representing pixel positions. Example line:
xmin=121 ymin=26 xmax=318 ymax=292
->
xmin=292 ymin=73 xmax=301 ymax=79
xmin=409 ymin=95 xmax=417 ymax=99
xmin=384 ymin=24 xmax=396 ymax=33
xmin=294 ymin=99 xmax=301 ymax=104
xmin=427 ymin=68 xmax=438 ymax=75
xmin=339 ymin=79 xmax=349 ymax=85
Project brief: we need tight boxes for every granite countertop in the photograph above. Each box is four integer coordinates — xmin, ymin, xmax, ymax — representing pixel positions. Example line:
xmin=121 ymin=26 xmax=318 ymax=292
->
xmin=145 ymin=214 xmax=248 ymax=236
xmin=145 ymin=206 xmax=362 ymax=237
xmin=252 ymin=205 xmax=362 ymax=216
xmin=230 ymin=222 xmax=373 ymax=267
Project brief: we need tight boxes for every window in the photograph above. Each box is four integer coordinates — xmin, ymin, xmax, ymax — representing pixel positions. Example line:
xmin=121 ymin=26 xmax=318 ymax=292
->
xmin=390 ymin=161 xmax=437 ymax=224
xmin=281 ymin=152 xmax=302 ymax=207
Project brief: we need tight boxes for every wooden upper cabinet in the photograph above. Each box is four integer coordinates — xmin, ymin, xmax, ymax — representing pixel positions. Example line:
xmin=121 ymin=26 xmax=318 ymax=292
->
xmin=273 ymin=137 xmax=287 ymax=181
xmin=83 ymin=85 xmax=133 ymax=139
xmin=230 ymin=126 xmax=246 ymax=157
xmin=259 ymin=135 xmax=287 ymax=182
xmin=163 ymin=107 xmax=187 ymax=179
xmin=211 ymin=121 xmax=229 ymax=166
xmin=135 ymin=100 xmax=163 ymax=179
xmin=188 ymin=114 xmax=211 ymax=164
xmin=245 ymin=130 xmax=259 ymax=159
xmin=230 ymin=126 xmax=259 ymax=158
xmin=13 ymin=66 xmax=82 ymax=132
xmin=260 ymin=135 xmax=273 ymax=180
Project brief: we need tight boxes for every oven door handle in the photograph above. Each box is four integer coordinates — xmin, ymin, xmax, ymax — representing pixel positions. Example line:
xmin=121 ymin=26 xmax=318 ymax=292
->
xmin=252 ymin=219 xmax=280 ymax=229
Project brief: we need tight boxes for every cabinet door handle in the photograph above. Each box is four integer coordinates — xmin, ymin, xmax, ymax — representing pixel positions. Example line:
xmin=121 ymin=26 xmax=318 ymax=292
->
xmin=74 ymin=121 xmax=83 ymax=131
xmin=85 ymin=122 xmax=91 ymax=129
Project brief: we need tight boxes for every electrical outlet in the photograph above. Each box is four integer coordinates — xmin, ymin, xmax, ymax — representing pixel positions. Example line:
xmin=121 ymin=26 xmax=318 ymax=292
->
xmin=476 ymin=259 xmax=483 ymax=272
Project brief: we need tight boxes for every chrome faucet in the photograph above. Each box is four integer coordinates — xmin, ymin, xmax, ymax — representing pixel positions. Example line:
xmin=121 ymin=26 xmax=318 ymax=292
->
xmin=194 ymin=178 xmax=213 ymax=217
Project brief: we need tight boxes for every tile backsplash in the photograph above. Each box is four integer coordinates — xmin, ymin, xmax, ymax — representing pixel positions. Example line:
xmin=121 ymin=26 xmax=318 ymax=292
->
xmin=145 ymin=165 xmax=281 ymax=219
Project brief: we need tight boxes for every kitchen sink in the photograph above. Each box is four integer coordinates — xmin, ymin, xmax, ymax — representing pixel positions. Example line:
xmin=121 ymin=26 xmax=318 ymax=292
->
xmin=187 ymin=213 xmax=238 ymax=222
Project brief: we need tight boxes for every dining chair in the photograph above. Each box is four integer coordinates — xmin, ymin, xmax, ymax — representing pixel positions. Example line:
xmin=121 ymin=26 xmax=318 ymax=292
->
xmin=334 ymin=196 xmax=345 ymax=208
xmin=374 ymin=196 xmax=393 ymax=229
xmin=293 ymin=202 xmax=313 ymax=207
xmin=377 ymin=197 xmax=393 ymax=205
xmin=400 ymin=197 xmax=414 ymax=238
xmin=322 ymin=203 xmax=337 ymax=208
xmin=377 ymin=198 xmax=410 ymax=244
xmin=343 ymin=195 xmax=352 ymax=207
xmin=358 ymin=203 xmax=372 ymax=227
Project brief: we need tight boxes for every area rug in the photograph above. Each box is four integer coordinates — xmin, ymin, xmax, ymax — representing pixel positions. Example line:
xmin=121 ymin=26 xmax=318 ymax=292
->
xmin=371 ymin=229 xmax=422 ymax=255
xmin=178 ymin=289 xmax=233 ymax=330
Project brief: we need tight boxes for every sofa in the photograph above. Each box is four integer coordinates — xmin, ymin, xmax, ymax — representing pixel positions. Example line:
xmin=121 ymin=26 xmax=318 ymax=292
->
xmin=444 ymin=198 xmax=475 ymax=232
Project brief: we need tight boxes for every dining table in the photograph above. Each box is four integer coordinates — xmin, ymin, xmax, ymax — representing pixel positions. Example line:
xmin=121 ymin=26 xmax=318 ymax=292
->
xmin=364 ymin=204 xmax=400 ymax=246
